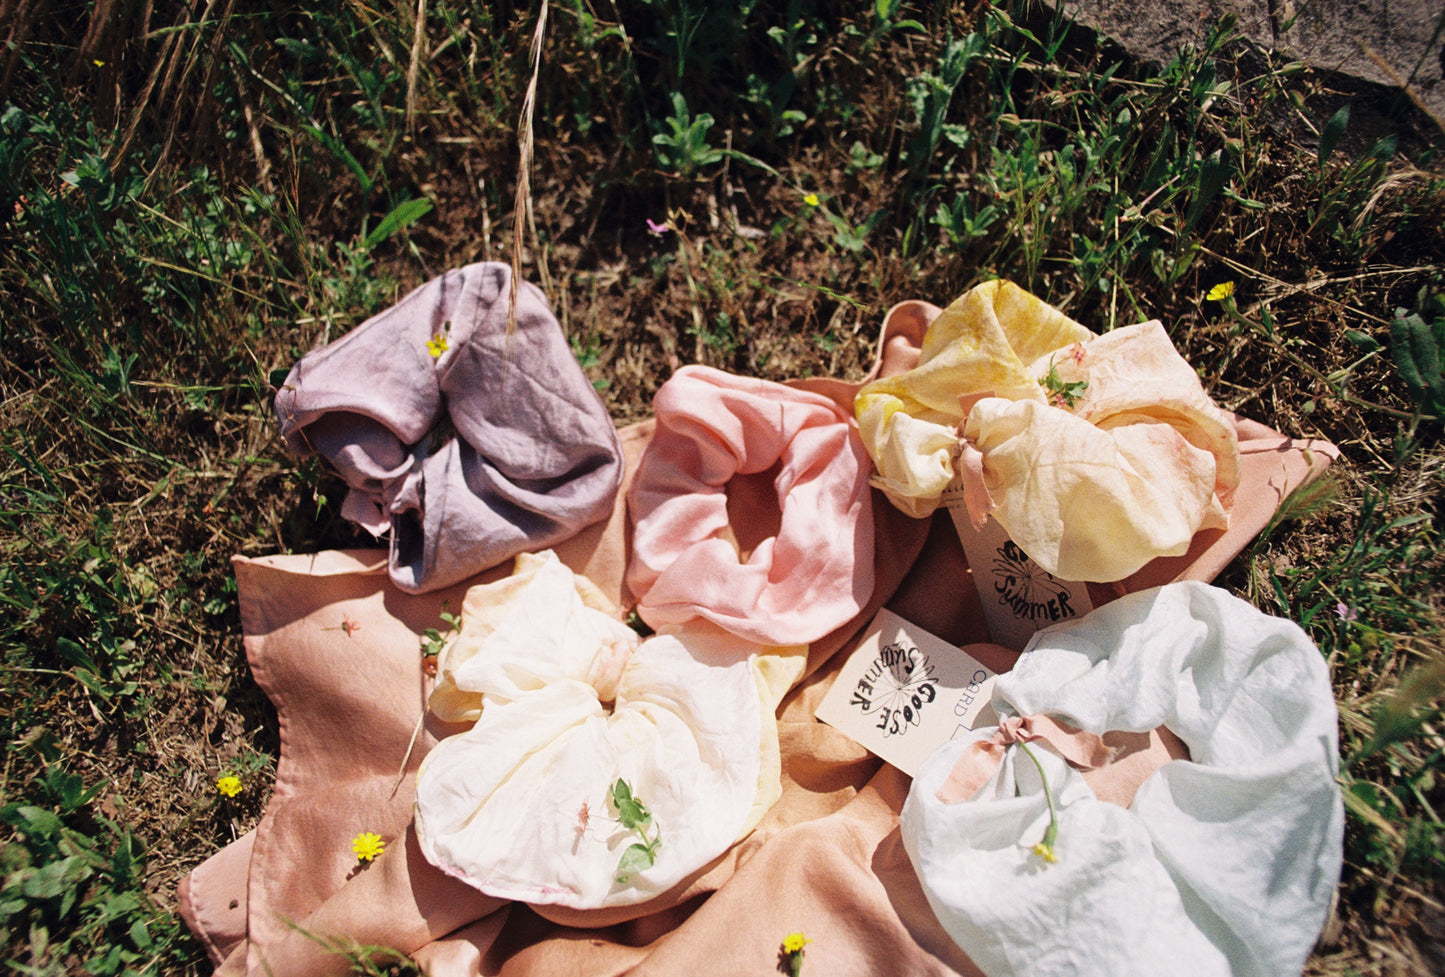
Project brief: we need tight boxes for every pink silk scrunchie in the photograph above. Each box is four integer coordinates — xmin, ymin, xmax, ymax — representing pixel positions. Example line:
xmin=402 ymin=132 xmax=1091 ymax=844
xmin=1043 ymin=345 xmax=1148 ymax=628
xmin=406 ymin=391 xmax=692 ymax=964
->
xmin=626 ymin=365 xmax=875 ymax=646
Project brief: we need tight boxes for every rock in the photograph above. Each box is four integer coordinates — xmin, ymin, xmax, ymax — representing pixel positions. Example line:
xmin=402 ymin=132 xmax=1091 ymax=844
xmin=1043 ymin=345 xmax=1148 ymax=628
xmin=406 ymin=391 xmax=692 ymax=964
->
xmin=1060 ymin=0 xmax=1444 ymax=131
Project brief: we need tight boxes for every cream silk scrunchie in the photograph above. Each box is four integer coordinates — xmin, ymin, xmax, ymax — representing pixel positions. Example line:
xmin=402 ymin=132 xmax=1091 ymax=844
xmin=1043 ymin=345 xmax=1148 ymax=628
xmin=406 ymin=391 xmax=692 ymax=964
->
xmin=855 ymin=280 xmax=1239 ymax=582
xmin=415 ymin=551 xmax=790 ymax=909
xmin=275 ymin=263 xmax=623 ymax=594
xmin=627 ymin=365 xmax=875 ymax=645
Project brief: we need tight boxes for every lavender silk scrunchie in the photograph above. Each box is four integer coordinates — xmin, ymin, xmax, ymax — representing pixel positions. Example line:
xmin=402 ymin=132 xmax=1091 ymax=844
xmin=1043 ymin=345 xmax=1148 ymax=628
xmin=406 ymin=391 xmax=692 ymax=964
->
xmin=275 ymin=262 xmax=623 ymax=594
xmin=626 ymin=365 xmax=875 ymax=647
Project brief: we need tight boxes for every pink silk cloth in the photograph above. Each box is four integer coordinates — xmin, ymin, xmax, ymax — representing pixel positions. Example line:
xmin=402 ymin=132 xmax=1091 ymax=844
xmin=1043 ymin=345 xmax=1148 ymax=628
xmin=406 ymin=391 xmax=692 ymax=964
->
xmin=626 ymin=365 xmax=875 ymax=646
xmin=180 ymin=299 xmax=1338 ymax=976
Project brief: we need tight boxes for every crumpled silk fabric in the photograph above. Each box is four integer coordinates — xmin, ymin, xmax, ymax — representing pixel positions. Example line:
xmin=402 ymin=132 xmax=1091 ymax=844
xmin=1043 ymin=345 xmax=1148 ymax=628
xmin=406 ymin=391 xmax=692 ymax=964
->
xmin=856 ymin=281 xmax=1241 ymax=581
xmin=414 ymin=550 xmax=795 ymax=909
xmin=275 ymin=262 xmax=623 ymax=594
xmin=178 ymin=298 xmax=1340 ymax=977
xmin=901 ymin=581 xmax=1343 ymax=977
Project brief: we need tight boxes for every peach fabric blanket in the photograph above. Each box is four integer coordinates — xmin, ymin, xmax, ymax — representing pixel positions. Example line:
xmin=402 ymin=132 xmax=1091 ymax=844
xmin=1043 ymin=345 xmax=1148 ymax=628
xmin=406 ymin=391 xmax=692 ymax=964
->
xmin=181 ymin=303 xmax=1338 ymax=976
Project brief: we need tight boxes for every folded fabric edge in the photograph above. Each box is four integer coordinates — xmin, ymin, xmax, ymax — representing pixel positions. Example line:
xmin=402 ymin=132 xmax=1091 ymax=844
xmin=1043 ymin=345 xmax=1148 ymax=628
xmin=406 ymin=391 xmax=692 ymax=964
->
xmin=177 ymin=829 xmax=256 ymax=967
xmin=231 ymin=550 xmax=388 ymax=578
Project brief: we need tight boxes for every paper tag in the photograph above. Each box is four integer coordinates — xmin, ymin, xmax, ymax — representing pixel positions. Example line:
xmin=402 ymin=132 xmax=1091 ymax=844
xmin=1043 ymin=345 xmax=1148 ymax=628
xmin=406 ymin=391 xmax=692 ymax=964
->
xmin=814 ymin=608 xmax=998 ymax=777
xmin=946 ymin=509 xmax=1093 ymax=650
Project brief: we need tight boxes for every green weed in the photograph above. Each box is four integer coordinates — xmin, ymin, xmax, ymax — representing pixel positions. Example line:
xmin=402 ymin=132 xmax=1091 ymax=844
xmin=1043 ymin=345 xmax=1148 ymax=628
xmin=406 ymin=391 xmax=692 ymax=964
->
xmin=652 ymin=92 xmax=725 ymax=176
xmin=0 ymin=763 xmax=196 ymax=975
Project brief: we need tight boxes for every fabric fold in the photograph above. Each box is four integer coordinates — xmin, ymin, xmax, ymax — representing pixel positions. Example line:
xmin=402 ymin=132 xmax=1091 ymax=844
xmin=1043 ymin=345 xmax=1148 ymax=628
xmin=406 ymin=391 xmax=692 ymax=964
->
xmin=276 ymin=262 xmax=623 ymax=593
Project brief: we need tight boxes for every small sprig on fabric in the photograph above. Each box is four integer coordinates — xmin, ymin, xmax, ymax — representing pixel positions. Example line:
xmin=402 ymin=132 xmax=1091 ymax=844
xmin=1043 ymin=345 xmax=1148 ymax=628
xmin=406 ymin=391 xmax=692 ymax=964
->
xmin=780 ymin=932 xmax=811 ymax=976
xmin=323 ymin=617 xmax=361 ymax=637
xmin=1017 ymin=742 xmax=1060 ymax=864
xmin=1038 ymin=356 xmax=1088 ymax=409
xmin=420 ymin=607 xmax=462 ymax=677
xmin=609 ymin=778 xmax=662 ymax=884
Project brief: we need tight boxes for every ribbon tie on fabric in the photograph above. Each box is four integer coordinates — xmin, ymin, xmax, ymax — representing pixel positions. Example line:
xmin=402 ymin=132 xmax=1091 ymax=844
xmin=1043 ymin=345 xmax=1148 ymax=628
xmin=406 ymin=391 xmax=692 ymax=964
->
xmin=936 ymin=714 xmax=1114 ymax=804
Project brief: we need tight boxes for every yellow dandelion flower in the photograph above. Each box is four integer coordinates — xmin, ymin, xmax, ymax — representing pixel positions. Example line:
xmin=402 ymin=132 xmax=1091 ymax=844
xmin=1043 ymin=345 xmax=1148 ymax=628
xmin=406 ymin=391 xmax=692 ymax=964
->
xmin=215 ymin=775 xmax=243 ymax=798
xmin=1205 ymin=281 xmax=1236 ymax=302
xmin=352 ymin=831 xmax=386 ymax=862
xmin=1031 ymin=841 xmax=1058 ymax=864
xmin=782 ymin=932 xmax=811 ymax=954
xmin=802 ymin=192 xmax=820 ymax=207
xmin=426 ymin=333 xmax=449 ymax=358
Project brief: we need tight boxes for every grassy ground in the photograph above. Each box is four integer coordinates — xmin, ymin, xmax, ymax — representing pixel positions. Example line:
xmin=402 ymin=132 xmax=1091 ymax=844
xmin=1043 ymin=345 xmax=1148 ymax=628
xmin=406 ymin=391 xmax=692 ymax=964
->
xmin=0 ymin=1 xmax=1441 ymax=973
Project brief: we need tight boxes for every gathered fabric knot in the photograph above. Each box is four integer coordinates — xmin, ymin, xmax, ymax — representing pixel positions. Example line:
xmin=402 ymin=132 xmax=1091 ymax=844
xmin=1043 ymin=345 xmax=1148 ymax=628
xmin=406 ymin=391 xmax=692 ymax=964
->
xmin=936 ymin=713 xmax=1114 ymax=804
xmin=952 ymin=390 xmax=997 ymax=530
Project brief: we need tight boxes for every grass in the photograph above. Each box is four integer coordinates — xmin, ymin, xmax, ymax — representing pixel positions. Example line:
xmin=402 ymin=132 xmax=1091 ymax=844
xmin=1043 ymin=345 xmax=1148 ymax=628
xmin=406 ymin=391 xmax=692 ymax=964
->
xmin=0 ymin=0 xmax=1441 ymax=973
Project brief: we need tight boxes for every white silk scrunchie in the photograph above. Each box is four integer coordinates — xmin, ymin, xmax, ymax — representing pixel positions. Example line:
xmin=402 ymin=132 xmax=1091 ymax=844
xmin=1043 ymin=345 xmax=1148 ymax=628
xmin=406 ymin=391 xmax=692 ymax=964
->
xmin=627 ymin=365 xmax=875 ymax=646
xmin=415 ymin=551 xmax=790 ymax=909
xmin=901 ymin=582 xmax=1342 ymax=977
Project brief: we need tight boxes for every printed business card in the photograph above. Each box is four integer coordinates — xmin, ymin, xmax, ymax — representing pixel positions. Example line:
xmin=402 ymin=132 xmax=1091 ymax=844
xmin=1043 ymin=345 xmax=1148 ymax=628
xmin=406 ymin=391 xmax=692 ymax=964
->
xmin=815 ymin=607 xmax=999 ymax=776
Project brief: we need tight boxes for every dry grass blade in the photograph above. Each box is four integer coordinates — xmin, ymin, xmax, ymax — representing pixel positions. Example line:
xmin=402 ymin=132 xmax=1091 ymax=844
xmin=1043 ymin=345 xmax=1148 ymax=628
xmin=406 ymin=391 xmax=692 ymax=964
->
xmin=510 ymin=0 xmax=550 ymax=335
xmin=406 ymin=0 xmax=427 ymax=135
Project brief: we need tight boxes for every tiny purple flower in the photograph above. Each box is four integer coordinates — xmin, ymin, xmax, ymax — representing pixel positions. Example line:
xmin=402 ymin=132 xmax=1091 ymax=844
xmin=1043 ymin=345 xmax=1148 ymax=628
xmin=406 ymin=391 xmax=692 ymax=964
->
xmin=1334 ymin=602 xmax=1358 ymax=622
xmin=646 ymin=218 xmax=670 ymax=236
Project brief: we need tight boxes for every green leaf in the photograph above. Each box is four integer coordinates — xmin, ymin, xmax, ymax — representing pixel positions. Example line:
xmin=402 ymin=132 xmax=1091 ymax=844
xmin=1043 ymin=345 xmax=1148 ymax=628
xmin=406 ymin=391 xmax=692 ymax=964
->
xmin=1184 ymin=150 xmax=1231 ymax=231
xmin=362 ymin=197 xmax=434 ymax=250
xmin=613 ymin=841 xmax=656 ymax=883
xmin=609 ymin=778 xmax=651 ymax=831
xmin=21 ymin=855 xmax=90 ymax=899
xmin=1344 ymin=329 xmax=1382 ymax=352
xmin=1039 ymin=357 xmax=1087 ymax=407
xmin=301 ymin=125 xmax=373 ymax=194
xmin=4 ymin=804 xmax=65 ymax=840
xmin=1318 ymin=105 xmax=1349 ymax=168
xmin=1390 ymin=312 xmax=1444 ymax=410
xmin=55 ymin=636 xmax=97 ymax=671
